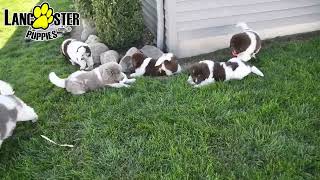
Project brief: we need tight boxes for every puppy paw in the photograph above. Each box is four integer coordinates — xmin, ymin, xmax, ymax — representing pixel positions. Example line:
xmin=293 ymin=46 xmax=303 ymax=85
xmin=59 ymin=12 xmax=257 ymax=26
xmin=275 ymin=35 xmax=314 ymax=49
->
xmin=126 ymin=78 xmax=136 ymax=84
xmin=129 ymin=73 xmax=140 ymax=78
xmin=187 ymin=76 xmax=196 ymax=85
xmin=32 ymin=118 xmax=38 ymax=123
xmin=32 ymin=112 xmax=38 ymax=123
xmin=123 ymin=84 xmax=130 ymax=88
xmin=193 ymin=84 xmax=204 ymax=88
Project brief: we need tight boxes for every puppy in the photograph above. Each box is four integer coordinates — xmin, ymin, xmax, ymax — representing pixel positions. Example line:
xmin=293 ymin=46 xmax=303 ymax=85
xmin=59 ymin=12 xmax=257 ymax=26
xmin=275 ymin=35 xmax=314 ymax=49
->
xmin=230 ymin=22 xmax=261 ymax=61
xmin=49 ymin=62 xmax=136 ymax=95
xmin=130 ymin=52 xmax=181 ymax=77
xmin=61 ymin=39 xmax=94 ymax=70
xmin=0 ymin=80 xmax=38 ymax=148
xmin=188 ymin=58 xmax=264 ymax=87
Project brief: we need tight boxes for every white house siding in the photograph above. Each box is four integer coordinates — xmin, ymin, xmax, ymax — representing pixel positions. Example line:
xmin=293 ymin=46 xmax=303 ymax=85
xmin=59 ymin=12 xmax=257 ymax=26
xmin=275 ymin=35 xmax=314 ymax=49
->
xmin=164 ymin=0 xmax=320 ymax=58
xmin=142 ymin=0 xmax=158 ymax=35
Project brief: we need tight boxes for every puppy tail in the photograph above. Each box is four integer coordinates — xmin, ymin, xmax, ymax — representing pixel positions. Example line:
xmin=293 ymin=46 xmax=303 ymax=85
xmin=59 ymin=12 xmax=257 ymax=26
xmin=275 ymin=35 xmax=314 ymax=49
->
xmin=236 ymin=22 xmax=251 ymax=31
xmin=251 ymin=66 xmax=264 ymax=77
xmin=49 ymin=72 xmax=66 ymax=88
xmin=0 ymin=80 xmax=15 ymax=95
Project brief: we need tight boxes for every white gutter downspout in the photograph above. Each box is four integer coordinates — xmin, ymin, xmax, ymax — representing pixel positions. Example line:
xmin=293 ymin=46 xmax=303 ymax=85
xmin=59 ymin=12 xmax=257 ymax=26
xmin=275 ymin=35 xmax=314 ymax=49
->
xmin=156 ymin=0 xmax=164 ymax=50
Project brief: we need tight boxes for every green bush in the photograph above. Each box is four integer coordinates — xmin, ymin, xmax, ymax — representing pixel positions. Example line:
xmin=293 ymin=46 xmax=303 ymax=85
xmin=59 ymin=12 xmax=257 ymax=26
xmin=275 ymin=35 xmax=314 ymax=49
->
xmin=92 ymin=0 xmax=144 ymax=49
xmin=74 ymin=0 xmax=94 ymax=19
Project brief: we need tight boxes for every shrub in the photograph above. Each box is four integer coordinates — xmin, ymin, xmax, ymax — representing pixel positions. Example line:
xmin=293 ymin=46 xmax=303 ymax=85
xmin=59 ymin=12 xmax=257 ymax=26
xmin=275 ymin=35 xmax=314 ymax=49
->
xmin=74 ymin=0 xmax=94 ymax=19
xmin=92 ymin=0 xmax=144 ymax=49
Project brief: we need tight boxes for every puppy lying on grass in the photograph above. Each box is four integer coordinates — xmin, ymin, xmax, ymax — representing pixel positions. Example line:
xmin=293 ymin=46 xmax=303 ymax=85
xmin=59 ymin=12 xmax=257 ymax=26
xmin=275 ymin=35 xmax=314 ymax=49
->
xmin=0 ymin=80 xmax=38 ymax=148
xmin=130 ymin=52 xmax=181 ymax=77
xmin=188 ymin=58 xmax=264 ymax=87
xmin=49 ymin=62 xmax=136 ymax=95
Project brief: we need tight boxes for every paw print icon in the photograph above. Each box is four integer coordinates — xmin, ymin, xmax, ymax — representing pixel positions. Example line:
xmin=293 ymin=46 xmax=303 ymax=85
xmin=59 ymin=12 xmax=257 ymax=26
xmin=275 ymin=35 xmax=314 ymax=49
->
xmin=32 ymin=3 xmax=54 ymax=30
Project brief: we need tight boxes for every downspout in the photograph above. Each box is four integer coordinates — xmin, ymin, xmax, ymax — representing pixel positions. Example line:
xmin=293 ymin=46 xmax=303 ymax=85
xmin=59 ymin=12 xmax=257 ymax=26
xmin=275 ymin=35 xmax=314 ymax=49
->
xmin=156 ymin=0 xmax=164 ymax=50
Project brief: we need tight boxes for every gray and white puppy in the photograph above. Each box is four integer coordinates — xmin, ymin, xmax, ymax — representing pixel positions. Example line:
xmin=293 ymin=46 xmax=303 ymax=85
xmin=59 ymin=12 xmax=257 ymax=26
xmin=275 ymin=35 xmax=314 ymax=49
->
xmin=49 ymin=62 xmax=136 ymax=95
xmin=0 ymin=80 xmax=38 ymax=148
xmin=61 ymin=39 xmax=94 ymax=70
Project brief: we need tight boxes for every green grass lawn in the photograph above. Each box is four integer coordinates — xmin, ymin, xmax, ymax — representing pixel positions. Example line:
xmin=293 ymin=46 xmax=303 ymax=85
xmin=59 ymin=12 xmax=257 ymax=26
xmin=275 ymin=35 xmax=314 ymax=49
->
xmin=0 ymin=0 xmax=320 ymax=179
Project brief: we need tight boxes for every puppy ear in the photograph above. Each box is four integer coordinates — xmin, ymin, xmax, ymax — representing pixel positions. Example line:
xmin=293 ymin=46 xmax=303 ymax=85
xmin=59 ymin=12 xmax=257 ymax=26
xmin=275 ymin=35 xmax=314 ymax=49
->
xmin=131 ymin=52 xmax=145 ymax=68
xmin=109 ymin=67 xmax=120 ymax=76
xmin=100 ymin=67 xmax=108 ymax=81
xmin=83 ymin=46 xmax=91 ymax=56
xmin=77 ymin=46 xmax=86 ymax=54
xmin=170 ymin=55 xmax=177 ymax=62
xmin=164 ymin=60 xmax=178 ymax=72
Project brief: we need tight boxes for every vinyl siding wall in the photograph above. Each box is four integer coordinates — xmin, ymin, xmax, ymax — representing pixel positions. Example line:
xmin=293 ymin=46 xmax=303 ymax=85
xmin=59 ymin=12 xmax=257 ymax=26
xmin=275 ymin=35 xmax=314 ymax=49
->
xmin=166 ymin=0 xmax=320 ymax=58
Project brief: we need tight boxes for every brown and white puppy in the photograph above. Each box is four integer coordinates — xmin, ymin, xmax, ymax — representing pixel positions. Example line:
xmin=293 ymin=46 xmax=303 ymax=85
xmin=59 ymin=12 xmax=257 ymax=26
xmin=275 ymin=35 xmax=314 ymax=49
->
xmin=130 ymin=52 xmax=181 ymax=77
xmin=49 ymin=62 xmax=136 ymax=95
xmin=0 ymin=80 xmax=38 ymax=148
xmin=187 ymin=58 xmax=264 ymax=87
xmin=230 ymin=22 xmax=261 ymax=61
xmin=61 ymin=39 xmax=94 ymax=70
